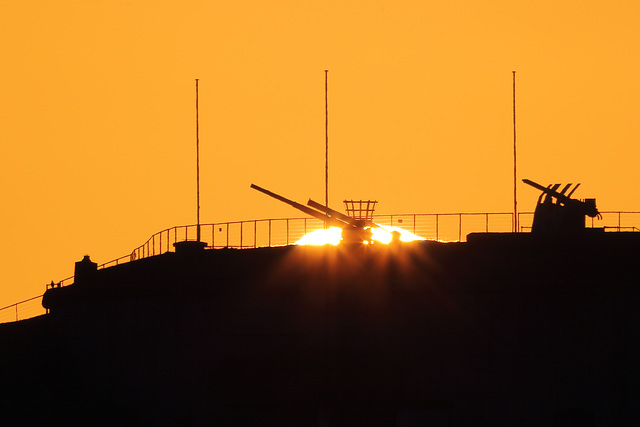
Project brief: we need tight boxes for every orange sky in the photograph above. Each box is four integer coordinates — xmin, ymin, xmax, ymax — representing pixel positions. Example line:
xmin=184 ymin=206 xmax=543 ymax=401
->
xmin=2 ymin=0 xmax=640 ymax=306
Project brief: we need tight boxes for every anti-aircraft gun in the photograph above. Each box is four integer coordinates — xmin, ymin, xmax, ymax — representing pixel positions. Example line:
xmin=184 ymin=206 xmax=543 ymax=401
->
xmin=523 ymin=178 xmax=601 ymax=233
xmin=250 ymin=184 xmax=379 ymax=244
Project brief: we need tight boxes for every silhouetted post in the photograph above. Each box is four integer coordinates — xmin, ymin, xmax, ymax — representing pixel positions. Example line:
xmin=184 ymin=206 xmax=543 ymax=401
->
xmin=196 ymin=78 xmax=201 ymax=242
xmin=325 ymin=70 xmax=329 ymax=221
xmin=512 ymin=71 xmax=518 ymax=232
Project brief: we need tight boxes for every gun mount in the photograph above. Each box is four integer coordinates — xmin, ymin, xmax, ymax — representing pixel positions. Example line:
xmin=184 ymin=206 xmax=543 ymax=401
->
xmin=251 ymin=184 xmax=376 ymax=244
xmin=523 ymin=178 xmax=601 ymax=233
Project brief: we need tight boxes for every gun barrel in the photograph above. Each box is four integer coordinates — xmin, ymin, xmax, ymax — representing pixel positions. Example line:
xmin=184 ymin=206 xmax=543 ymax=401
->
xmin=522 ymin=178 xmax=599 ymax=217
xmin=522 ymin=178 xmax=548 ymax=193
xmin=250 ymin=184 xmax=346 ymax=228
xmin=307 ymin=199 xmax=360 ymax=227
xmin=522 ymin=178 xmax=573 ymax=205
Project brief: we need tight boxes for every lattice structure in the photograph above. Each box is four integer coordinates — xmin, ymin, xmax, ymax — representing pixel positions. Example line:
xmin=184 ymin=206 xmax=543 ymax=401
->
xmin=344 ymin=200 xmax=378 ymax=221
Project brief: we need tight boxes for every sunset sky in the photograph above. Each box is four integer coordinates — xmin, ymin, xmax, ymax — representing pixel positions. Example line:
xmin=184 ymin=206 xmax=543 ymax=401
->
xmin=2 ymin=0 xmax=640 ymax=306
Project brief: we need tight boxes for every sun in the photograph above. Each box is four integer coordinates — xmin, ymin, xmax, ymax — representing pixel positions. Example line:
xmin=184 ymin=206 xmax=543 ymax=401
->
xmin=295 ymin=227 xmax=343 ymax=245
xmin=295 ymin=225 xmax=425 ymax=245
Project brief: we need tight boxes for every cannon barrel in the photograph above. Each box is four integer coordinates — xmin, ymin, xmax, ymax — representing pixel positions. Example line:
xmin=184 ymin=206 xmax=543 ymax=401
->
xmin=522 ymin=179 xmax=578 ymax=206
xmin=307 ymin=199 xmax=361 ymax=228
xmin=522 ymin=178 xmax=599 ymax=218
xmin=250 ymin=184 xmax=347 ymax=228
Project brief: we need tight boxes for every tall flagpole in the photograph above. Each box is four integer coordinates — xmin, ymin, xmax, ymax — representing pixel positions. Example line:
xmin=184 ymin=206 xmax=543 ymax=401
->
xmin=512 ymin=71 xmax=517 ymax=233
xmin=196 ymin=79 xmax=201 ymax=242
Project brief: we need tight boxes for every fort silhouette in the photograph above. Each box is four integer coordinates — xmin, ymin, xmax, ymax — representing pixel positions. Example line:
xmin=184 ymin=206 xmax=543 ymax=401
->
xmin=0 ymin=182 xmax=638 ymax=425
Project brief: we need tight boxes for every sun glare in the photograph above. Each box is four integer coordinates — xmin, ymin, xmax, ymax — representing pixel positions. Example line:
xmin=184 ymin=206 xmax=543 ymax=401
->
xmin=371 ymin=225 xmax=427 ymax=243
xmin=295 ymin=225 xmax=426 ymax=245
xmin=295 ymin=227 xmax=343 ymax=245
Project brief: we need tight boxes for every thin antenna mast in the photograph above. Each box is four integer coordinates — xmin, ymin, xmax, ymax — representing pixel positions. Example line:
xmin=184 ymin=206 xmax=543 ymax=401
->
xmin=512 ymin=71 xmax=517 ymax=233
xmin=325 ymin=70 xmax=329 ymax=211
xmin=196 ymin=78 xmax=201 ymax=242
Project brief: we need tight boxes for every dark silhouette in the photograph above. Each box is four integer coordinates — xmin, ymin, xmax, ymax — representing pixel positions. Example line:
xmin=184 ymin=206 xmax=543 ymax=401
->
xmin=523 ymin=178 xmax=601 ymax=233
xmin=0 ymin=185 xmax=638 ymax=425
xmin=251 ymin=184 xmax=378 ymax=244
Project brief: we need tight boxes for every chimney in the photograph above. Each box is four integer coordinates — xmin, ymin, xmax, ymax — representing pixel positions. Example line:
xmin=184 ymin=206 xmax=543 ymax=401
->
xmin=74 ymin=255 xmax=97 ymax=284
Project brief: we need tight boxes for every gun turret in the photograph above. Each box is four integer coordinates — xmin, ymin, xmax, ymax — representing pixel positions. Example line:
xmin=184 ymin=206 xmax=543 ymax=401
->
xmin=522 ymin=178 xmax=600 ymax=233
xmin=250 ymin=184 xmax=376 ymax=243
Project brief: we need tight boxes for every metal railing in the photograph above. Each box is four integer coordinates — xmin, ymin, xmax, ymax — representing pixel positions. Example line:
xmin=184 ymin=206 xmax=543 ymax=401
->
xmin=3 ymin=210 xmax=640 ymax=323
xmin=129 ymin=212 xmax=516 ymax=260
xmin=0 ymin=295 xmax=46 ymax=323
xmin=516 ymin=211 xmax=640 ymax=233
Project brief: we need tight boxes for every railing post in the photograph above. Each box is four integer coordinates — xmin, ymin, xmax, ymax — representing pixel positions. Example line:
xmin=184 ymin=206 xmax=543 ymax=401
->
xmin=619 ymin=212 xmax=621 ymax=232
xmin=459 ymin=214 xmax=462 ymax=242
xmin=254 ymin=221 xmax=257 ymax=248
xmin=15 ymin=304 xmax=18 ymax=322
xmin=287 ymin=219 xmax=289 ymax=245
xmin=413 ymin=214 xmax=416 ymax=234
xmin=486 ymin=213 xmax=489 ymax=233
xmin=520 ymin=212 xmax=524 ymax=232
xmin=436 ymin=214 xmax=439 ymax=241
xmin=390 ymin=215 xmax=394 ymax=227
xmin=240 ymin=221 xmax=243 ymax=249
xmin=269 ymin=220 xmax=272 ymax=247
xmin=226 ymin=224 xmax=229 ymax=248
